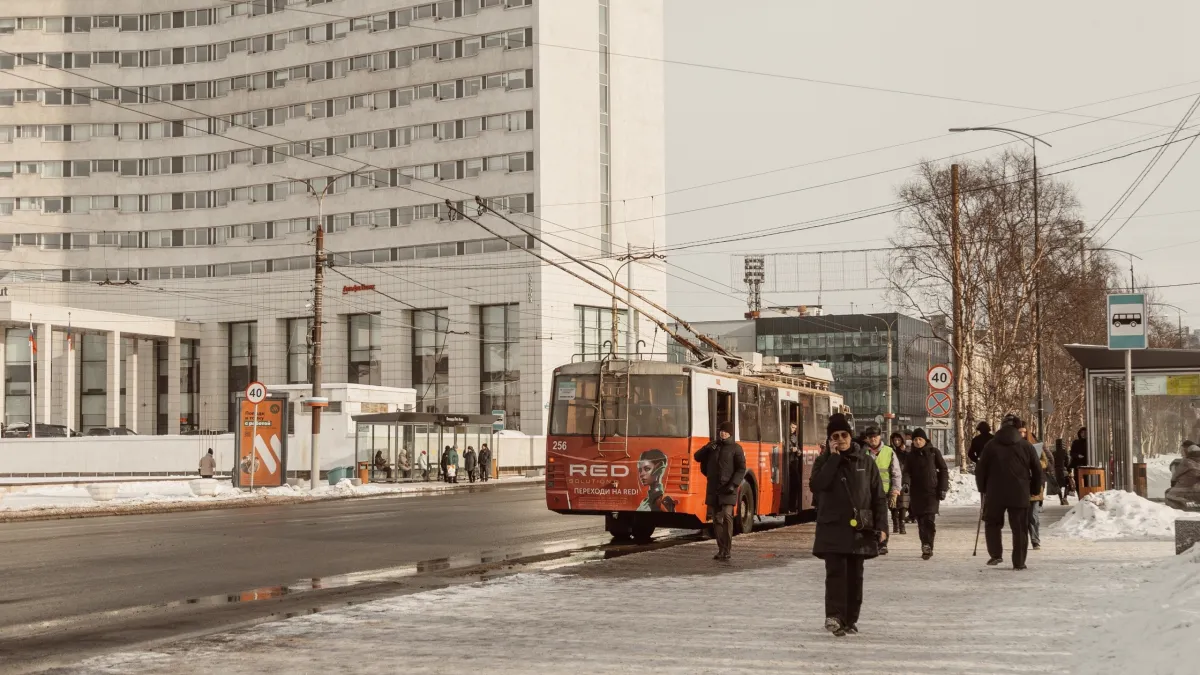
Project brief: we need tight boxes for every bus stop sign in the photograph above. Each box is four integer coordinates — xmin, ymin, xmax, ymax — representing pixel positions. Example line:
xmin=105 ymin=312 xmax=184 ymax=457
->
xmin=1108 ymin=293 xmax=1147 ymax=350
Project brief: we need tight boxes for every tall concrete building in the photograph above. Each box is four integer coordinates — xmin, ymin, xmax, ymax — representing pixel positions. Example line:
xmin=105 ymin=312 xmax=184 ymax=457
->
xmin=0 ymin=0 xmax=667 ymax=438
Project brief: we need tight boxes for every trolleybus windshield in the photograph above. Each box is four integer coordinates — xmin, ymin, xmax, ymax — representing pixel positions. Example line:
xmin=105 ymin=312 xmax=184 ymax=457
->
xmin=550 ymin=374 xmax=689 ymax=438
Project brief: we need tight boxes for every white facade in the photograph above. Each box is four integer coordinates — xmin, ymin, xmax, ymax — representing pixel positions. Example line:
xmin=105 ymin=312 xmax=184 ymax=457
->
xmin=0 ymin=0 xmax=667 ymax=435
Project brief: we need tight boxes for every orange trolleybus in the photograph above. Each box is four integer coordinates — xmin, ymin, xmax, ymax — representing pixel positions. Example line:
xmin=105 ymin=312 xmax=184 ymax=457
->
xmin=545 ymin=358 xmax=845 ymax=540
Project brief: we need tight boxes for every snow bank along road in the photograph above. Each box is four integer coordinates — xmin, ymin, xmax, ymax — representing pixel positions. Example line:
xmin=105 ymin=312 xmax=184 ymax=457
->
xmin=40 ymin=505 xmax=1190 ymax=675
xmin=0 ymin=482 xmax=625 ymax=672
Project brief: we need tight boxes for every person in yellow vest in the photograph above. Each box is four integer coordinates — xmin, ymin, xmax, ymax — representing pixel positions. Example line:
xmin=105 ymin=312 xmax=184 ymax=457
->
xmin=863 ymin=426 xmax=902 ymax=555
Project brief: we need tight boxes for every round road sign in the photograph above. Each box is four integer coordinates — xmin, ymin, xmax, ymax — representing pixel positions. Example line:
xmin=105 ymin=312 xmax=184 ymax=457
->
xmin=927 ymin=365 xmax=953 ymax=391
xmin=926 ymin=391 xmax=953 ymax=417
xmin=245 ymin=381 xmax=267 ymax=404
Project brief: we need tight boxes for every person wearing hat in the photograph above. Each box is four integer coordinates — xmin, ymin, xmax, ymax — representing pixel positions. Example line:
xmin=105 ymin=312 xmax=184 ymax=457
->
xmin=810 ymin=413 xmax=888 ymax=636
xmin=693 ymin=421 xmax=746 ymax=561
xmin=862 ymin=425 xmax=901 ymax=554
xmin=967 ymin=421 xmax=994 ymax=467
xmin=906 ymin=428 xmax=948 ymax=560
xmin=975 ymin=415 xmax=1042 ymax=570
xmin=889 ymin=431 xmax=911 ymax=534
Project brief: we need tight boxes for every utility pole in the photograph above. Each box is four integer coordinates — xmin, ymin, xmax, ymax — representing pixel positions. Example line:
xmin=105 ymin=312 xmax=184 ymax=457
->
xmin=950 ymin=164 xmax=965 ymax=468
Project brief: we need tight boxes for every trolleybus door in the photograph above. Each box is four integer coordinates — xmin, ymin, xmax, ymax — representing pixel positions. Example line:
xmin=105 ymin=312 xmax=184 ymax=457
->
xmin=707 ymin=389 xmax=733 ymax=440
xmin=782 ymin=400 xmax=803 ymax=512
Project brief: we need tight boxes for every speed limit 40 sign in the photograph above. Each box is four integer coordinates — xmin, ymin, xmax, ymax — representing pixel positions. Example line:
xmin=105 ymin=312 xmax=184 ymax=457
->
xmin=927 ymin=365 xmax=953 ymax=391
xmin=245 ymin=381 xmax=267 ymax=404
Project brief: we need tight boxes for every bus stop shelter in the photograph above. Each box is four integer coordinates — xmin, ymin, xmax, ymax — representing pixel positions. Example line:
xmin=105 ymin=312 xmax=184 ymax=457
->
xmin=1066 ymin=344 xmax=1200 ymax=491
xmin=352 ymin=412 xmax=499 ymax=482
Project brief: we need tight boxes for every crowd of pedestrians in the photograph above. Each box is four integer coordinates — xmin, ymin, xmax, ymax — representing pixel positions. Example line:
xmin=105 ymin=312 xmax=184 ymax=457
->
xmin=438 ymin=443 xmax=493 ymax=483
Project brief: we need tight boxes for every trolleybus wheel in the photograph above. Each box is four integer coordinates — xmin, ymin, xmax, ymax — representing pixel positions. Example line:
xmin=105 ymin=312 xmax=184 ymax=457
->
xmin=735 ymin=486 xmax=756 ymax=535
xmin=605 ymin=513 xmax=633 ymax=541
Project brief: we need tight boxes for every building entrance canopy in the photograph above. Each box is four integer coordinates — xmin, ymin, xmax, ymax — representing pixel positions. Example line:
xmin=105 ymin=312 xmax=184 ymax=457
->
xmin=1065 ymin=344 xmax=1200 ymax=493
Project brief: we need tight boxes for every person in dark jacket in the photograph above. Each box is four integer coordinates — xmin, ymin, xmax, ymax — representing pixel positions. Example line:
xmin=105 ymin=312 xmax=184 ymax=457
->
xmin=1052 ymin=439 xmax=1071 ymax=505
xmin=906 ymin=428 xmax=948 ymax=560
xmin=976 ymin=415 xmax=1043 ymax=570
xmin=440 ymin=446 xmax=452 ymax=483
xmin=967 ymin=421 xmax=994 ymax=466
xmin=478 ymin=444 xmax=492 ymax=482
xmin=463 ymin=446 xmax=478 ymax=483
xmin=811 ymin=413 xmax=888 ymax=637
xmin=1069 ymin=427 xmax=1088 ymax=491
xmin=693 ymin=421 xmax=746 ymax=561
xmin=889 ymin=431 xmax=911 ymax=534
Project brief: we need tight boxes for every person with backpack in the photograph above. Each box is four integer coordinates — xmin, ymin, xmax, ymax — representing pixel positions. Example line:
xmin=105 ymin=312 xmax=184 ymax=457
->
xmin=976 ymin=415 xmax=1043 ymax=570
xmin=810 ymin=413 xmax=888 ymax=637
xmin=906 ymin=428 xmax=948 ymax=560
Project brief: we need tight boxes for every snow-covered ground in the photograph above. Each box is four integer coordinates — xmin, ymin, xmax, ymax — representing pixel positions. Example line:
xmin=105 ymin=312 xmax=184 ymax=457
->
xmin=62 ymin=506 xmax=1183 ymax=675
xmin=0 ymin=476 xmax=540 ymax=516
xmin=1072 ymin=544 xmax=1200 ymax=674
xmin=1050 ymin=490 xmax=1200 ymax=540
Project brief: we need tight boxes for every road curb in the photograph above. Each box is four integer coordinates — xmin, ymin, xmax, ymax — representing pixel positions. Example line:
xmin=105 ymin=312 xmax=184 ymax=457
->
xmin=0 ymin=479 xmax=546 ymax=523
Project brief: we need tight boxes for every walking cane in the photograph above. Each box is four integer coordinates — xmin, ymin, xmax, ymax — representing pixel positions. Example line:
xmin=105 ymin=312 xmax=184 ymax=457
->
xmin=973 ymin=495 xmax=985 ymax=557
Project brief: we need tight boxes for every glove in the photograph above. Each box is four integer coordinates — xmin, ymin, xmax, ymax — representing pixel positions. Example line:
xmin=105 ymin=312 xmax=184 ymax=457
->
xmin=887 ymin=493 xmax=898 ymax=509
xmin=939 ymin=491 xmax=947 ymax=501
xmin=722 ymin=485 xmax=737 ymax=495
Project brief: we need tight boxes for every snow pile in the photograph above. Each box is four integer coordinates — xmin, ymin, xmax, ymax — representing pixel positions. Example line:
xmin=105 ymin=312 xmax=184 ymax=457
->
xmin=0 ymin=476 xmax=538 ymax=515
xmin=1050 ymin=490 xmax=1199 ymax=540
xmin=1146 ymin=454 xmax=1177 ymax=500
xmin=1073 ymin=546 xmax=1200 ymax=674
xmin=942 ymin=467 xmax=981 ymax=506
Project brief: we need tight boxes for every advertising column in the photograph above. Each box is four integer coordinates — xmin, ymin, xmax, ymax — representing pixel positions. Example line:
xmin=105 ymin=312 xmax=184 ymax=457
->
xmin=235 ymin=387 xmax=289 ymax=489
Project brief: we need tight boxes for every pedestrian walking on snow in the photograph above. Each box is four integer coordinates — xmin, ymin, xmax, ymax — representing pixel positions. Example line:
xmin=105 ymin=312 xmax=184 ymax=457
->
xmin=464 ymin=446 xmax=478 ymax=483
xmin=811 ymin=413 xmax=888 ymax=637
xmin=905 ymin=428 xmax=948 ymax=560
xmin=1052 ymin=439 xmax=1071 ymax=505
xmin=967 ymin=421 xmax=994 ymax=467
xmin=478 ymin=444 xmax=493 ymax=482
xmin=863 ymin=426 xmax=901 ymax=554
xmin=976 ymin=415 xmax=1043 ymax=570
xmin=889 ymin=431 xmax=911 ymax=534
xmin=693 ymin=421 xmax=746 ymax=561
xmin=199 ymin=448 xmax=216 ymax=479
xmin=1021 ymin=425 xmax=1049 ymax=550
xmin=1069 ymin=427 xmax=1088 ymax=492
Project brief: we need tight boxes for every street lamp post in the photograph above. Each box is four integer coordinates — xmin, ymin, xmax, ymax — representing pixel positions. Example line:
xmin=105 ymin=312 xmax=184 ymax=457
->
xmin=861 ymin=314 xmax=895 ymax=437
xmin=950 ymin=127 xmax=1052 ymax=440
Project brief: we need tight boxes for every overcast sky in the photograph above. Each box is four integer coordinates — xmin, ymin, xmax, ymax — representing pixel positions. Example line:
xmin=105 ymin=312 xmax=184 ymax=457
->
xmin=660 ymin=0 xmax=1199 ymax=326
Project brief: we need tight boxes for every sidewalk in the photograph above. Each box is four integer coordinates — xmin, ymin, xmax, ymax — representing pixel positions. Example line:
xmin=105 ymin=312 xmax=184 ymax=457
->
xmin=61 ymin=505 xmax=1189 ymax=675
xmin=0 ymin=476 xmax=542 ymax=522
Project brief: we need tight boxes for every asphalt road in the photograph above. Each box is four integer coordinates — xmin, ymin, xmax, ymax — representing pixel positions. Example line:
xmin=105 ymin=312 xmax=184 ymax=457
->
xmin=0 ymin=482 xmax=604 ymax=669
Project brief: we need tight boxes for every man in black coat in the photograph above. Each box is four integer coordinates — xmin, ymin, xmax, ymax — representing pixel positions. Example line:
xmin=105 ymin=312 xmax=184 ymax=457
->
xmin=967 ymin=421 xmax=994 ymax=466
xmin=811 ymin=413 xmax=888 ymax=637
xmin=1052 ymin=439 xmax=1071 ymax=505
xmin=1069 ymin=427 xmax=1088 ymax=491
xmin=694 ymin=421 xmax=746 ymax=561
xmin=976 ymin=415 xmax=1043 ymax=570
xmin=906 ymin=428 xmax=948 ymax=560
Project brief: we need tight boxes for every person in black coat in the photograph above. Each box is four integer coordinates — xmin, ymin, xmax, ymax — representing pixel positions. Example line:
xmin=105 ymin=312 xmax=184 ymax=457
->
xmin=967 ymin=421 xmax=994 ymax=466
xmin=906 ymin=428 xmax=948 ymax=560
xmin=693 ymin=421 xmax=746 ymax=561
xmin=976 ymin=415 xmax=1043 ymax=570
xmin=811 ymin=413 xmax=888 ymax=637
xmin=1069 ymin=427 xmax=1088 ymax=491
xmin=1052 ymin=439 xmax=1071 ymax=505
xmin=888 ymin=431 xmax=910 ymax=534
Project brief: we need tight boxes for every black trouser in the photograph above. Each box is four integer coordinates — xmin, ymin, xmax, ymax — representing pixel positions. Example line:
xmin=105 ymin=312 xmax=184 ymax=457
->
xmin=985 ymin=506 xmax=1029 ymax=568
xmin=711 ymin=504 xmax=735 ymax=556
xmin=480 ymin=462 xmax=490 ymax=481
xmin=915 ymin=513 xmax=936 ymax=548
xmin=1056 ymin=474 xmax=1069 ymax=500
xmin=824 ymin=554 xmax=865 ymax=626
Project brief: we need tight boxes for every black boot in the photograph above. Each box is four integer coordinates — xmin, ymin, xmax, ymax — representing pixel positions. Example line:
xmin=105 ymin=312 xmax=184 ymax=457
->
xmin=898 ymin=510 xmax=907 ymax=535
xmin=891 ymin=511 xmax=899 ymax=534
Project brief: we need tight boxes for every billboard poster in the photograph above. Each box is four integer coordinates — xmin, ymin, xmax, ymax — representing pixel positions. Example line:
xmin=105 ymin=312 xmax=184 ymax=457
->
xmin=235 ymin=394 xmax=288 ymax=488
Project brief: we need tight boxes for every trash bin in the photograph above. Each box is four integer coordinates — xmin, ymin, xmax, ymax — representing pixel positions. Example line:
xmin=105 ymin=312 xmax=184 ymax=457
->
xmin=1077 ymin=467 xmax=1106 ymax=499
xmin=327 ymin=466 xmax=351 ymax=485
xmin=358 ymin=462 xmax=371 ymax=485
xmin=1134 ymin=463 xmax=1147 ymax=498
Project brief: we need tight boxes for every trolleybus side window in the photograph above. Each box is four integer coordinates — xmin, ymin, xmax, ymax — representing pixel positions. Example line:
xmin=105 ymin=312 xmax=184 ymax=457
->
xmin=759 ymin=386 xmax=780 ymax=443
xmin=549 ymin=375 xmax=598 ymax=435
xmin=799 ymin=393 xmax=819 ymax=445
xmin=737 ymin=382 xmax=760 ymax=442
xmin=627 ymin=376 xmax=689 ymax=438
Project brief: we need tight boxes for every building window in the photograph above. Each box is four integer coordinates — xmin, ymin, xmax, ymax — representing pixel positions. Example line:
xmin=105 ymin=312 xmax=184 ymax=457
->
xmin=228 ymin=321 xmax=257 ymax=431
xmin=4 ymin=328 xmax=34 ymax=427
xmin=575 ymin=305 xmax=627 ymax=361
xmin=412 ymin=309 xmax=449 ymax=413
xmin=480 ymin=304 xmax=520 ymax=431
xmin=79 ymin=333 xmax=107 ymax=433
xmin=347 ymin=313 xmax=381 ymax=385
xmin=287 ymin=317 xmax=313 ymax=384
xmin=155 ymin=339 xmax=200 ymax=434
